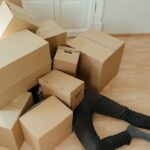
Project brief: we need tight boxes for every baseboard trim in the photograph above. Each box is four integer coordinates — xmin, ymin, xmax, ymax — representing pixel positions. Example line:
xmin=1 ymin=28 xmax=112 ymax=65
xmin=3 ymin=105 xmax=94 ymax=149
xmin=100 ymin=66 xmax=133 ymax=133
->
xmin=111 ymin=33 xmax=150 ymax=37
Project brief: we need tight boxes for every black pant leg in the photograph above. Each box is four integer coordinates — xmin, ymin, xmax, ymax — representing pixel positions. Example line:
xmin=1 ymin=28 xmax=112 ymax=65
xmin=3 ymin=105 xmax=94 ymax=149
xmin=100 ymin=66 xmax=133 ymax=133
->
xmin=73 ymin=99 xmax=132 ymax=150
xmin=73 ymin=101 xmax=101 ymax=150
xmin=85 ymin=89 xmax=150 ymax=130
xmin=99 ymin=131 xmax=132 ymax=150
xmin=122 ymin=109 xmax=150 ymax=130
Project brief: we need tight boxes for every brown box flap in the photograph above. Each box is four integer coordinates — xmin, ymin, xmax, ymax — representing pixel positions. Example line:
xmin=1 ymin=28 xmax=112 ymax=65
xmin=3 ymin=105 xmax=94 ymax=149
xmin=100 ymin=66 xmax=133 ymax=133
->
xmin=36 ymin=20 xmax=65 ymax=39
xmin=6 ymin=0 xmax=39 ymax=27
xmin=0 ymin=92 xmax=32 ymax=129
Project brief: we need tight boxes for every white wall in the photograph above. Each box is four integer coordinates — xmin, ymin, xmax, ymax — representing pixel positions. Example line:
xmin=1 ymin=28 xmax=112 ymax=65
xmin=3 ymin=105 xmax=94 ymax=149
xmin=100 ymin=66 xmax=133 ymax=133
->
xmin=22 ymin=0 xmax=54 ymax=20
xmin=21 ymin=0 xmax=150 ymax=34
xmin=102 ymin=0 xmax=150 ymax=34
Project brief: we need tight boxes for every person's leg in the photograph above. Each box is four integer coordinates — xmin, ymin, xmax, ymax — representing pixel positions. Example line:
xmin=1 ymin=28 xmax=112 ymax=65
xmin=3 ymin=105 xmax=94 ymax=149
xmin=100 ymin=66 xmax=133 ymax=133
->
xmin=73 ymin=100 xmax=132 ymax=150
xmin=29 ymin=84 xmax=43 ymax=103
xmin=99 ymin=131 xmax=131 ymax=150
xmin=84 ymin=89 xmax=150 ymax=130
xmin=73 ymin=101 xmax=100 ymax=150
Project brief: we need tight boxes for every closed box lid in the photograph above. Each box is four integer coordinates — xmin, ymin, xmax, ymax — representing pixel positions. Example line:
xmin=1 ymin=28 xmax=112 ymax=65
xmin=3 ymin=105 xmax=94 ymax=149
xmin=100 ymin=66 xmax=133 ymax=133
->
xmin=67 ymin=29 xmax=125 ymax=62
xmin=81 ymin=29 xmax=125 ymax=50
xmin=39 ymin=70 xmax=84 ymax=97
xmin=0 ymin=29 xmax=48 ymax=69
xmin=20 ymin=96 xmax=72 ymax=138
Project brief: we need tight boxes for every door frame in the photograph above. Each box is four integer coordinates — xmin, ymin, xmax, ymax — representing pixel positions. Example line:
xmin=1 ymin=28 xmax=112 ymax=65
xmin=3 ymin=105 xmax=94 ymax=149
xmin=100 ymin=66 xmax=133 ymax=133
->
xmin=93 ymin=0 xmax=105 ymax=31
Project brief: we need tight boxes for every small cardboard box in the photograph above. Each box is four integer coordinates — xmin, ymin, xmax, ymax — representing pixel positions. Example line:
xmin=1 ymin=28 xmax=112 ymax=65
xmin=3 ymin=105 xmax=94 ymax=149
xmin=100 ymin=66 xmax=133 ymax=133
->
xmin=53 ymin=46 xmax=80 ymax=76
xmin=0 ymin=92 xmax=33 ymax=150
xmin=36 ymin=20 xmax=66 ymax=58
xmin=39 ymin=70 xmax=84 ymax=110
xmin=20 ymin=96 xmax=73 ymax=150
xmin=67 ymin=29 xmax=125 ymax=91
xmin=0 ymin=30 xmax=51 ymax=108
xmin=0 ymin=0 xmax=38 ymax=38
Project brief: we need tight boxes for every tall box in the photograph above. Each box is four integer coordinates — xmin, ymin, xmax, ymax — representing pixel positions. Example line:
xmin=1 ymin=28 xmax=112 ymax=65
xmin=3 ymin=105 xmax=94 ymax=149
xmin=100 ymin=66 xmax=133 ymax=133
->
xmin=54 ymin=46 xmax=80 ymax=76
xmin=20 ymin=96 xmax=73 ymax=150
xmin=0 ymin=92 xmax=33 ymax=150
xmin=0 ymin=30 xmax=51 ymax=108
xmin=67 ymin=29 xmax=125 ymax=91
xmin=39 ymin=70 xmax=84 ymax=110
xmin=36 ymin=20 xmax=66 ymax=58
xmin=0 ymin=0 xmax=38 ymax=38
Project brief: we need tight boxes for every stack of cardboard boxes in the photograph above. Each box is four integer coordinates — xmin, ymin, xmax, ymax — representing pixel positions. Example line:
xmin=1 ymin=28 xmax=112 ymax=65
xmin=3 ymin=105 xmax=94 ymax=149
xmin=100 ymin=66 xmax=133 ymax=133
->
xmin=0 ymin=0 xmax=125 ymax=149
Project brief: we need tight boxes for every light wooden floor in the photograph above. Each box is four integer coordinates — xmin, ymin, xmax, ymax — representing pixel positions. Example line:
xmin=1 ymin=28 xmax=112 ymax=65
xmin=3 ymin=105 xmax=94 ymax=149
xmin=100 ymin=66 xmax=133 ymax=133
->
xmin=1 ymin=35 xmax=150 ymax=150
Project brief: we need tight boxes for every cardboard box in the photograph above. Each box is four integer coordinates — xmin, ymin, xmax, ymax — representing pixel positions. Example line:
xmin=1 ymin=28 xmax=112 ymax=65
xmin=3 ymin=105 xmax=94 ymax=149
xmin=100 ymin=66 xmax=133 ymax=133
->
xmin=20 ymin=96 xmax=73 ymax=150
xmin=54 ymin=46 xmax=80 ymax=76
xmin=7 ymin=0 xmax=22 ymax=7
xmin=67 ymin=29 xmax=125 ymax=91
xmin=36 ymin=20 xmax=66 ymax=58
xmin=39 ymin=70 xmax=84 ymax=110
xmin=0 ymin=30 xmax=51 ymax=108
xmin=0 ymin=92 xmax=33 ymax=150
xmin=0 ymin=0 xmax=39 ymax=39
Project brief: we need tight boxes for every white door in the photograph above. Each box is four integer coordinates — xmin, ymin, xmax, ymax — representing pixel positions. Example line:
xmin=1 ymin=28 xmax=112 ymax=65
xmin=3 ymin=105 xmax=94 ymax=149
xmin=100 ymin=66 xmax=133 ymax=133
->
xmin=22 ymin=0 xmax=104 ymax=36
xmin=54 ymin=0 xmax=96 ymax=36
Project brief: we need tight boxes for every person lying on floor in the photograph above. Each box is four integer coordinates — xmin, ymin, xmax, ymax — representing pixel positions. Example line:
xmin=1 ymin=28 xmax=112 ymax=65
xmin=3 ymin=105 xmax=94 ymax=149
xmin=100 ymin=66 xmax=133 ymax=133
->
xmin=30 ymin=86 xmax=150 ymax=150
xmin=73 ymin=89 xmax=150 ymax=150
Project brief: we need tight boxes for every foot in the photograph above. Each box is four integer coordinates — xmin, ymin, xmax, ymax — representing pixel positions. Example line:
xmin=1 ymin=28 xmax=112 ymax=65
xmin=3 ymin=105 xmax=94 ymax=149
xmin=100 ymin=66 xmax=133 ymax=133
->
xmin=127 ymin=124 xmax=150 ymax=142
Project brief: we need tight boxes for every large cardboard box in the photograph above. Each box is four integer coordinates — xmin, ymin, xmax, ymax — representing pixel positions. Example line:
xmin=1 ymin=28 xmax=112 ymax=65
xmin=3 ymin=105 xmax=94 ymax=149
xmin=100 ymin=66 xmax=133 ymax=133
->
xmin=36 ymin=20 xmax=66 ymax=58
xmin=20 ymin=96 xmax=73 ymax=150
xmin=0 ymin=92 xmax=33 ymax=150
xmin=54 ymin=46 xmax=80 ymax=76
xmin=0 ymin=0 xmax=38 ymax=38
xmin=0 ymin=30 xmax=51 ymax=108
xmin=39 ymin=70 xmax=84 ymax=110
xmin=67 ymin=29 xmax=125 ymax=91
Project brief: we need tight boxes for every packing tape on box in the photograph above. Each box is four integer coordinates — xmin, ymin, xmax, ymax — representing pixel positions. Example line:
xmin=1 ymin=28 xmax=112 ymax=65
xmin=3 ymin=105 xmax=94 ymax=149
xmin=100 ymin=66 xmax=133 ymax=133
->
xmin=80 ymin=35 xmax=115 ymax=51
